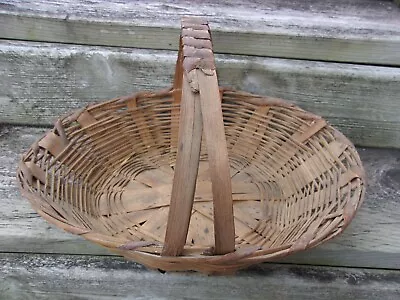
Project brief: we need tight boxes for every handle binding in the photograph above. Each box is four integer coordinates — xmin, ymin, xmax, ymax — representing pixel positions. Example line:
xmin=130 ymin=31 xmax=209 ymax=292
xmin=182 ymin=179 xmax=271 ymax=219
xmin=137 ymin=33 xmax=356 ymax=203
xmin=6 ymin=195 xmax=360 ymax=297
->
xmin=163 ymin=18 xmax=235 ymax=257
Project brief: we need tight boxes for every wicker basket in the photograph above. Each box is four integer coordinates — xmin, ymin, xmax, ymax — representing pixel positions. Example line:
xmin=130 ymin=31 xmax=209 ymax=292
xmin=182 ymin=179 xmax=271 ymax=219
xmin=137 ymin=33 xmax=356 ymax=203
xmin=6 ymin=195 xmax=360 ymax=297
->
xmin=17 ymin=18 xmax=365 ymax=274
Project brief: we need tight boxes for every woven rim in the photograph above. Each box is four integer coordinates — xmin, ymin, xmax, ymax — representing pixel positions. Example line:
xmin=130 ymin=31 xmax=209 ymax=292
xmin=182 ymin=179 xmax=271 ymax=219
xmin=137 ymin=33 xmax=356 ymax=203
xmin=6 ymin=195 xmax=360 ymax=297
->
xmin=17 ymin=87 xmax=365 ymax=273
xmin=17 ymin=17 xmax=366 ymax=274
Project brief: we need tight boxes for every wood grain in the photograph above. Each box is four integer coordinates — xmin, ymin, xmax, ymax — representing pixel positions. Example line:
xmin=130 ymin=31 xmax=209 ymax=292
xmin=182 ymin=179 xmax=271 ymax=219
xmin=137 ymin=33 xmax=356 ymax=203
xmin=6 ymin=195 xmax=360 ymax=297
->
xmin=1 ymin=126 xmax=400 ymax=269
xmin=1 ymin=41 xmax=400 ymax=148
xmin=198 ymin=70 xmax=235 ymax=255
xmin=162 ymin=75 xmax=203 ymax=256
xmin=1 ymin=0 xmax=400 ymax=66
xmin=1 ymin=253 xmax=400 ymax=299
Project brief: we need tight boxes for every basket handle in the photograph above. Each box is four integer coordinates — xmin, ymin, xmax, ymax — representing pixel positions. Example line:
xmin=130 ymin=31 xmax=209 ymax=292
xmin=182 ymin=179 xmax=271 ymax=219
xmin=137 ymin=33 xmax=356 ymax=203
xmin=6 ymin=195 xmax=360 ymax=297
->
xmin=162 ymin=18 xmax=235 ymax=257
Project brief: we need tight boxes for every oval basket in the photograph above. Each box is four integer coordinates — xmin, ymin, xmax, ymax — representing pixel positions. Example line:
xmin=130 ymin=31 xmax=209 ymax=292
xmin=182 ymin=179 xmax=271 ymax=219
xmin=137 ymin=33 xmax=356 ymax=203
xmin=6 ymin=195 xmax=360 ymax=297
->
xmin=17 ymin=18 xmax=365 ymax=274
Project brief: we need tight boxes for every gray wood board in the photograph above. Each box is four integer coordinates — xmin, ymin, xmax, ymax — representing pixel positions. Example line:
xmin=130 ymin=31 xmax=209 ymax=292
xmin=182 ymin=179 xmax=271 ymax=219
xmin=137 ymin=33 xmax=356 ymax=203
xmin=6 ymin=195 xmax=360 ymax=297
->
xmin=1 ymin=41 xmax=400 ymax=148
xmin=1 ymin=0 xmax=400 ymax=66
xmin=1 ymin=253 xmax=400 ymax=300
xmin=1 ymin=126 xmax=400 ymax=270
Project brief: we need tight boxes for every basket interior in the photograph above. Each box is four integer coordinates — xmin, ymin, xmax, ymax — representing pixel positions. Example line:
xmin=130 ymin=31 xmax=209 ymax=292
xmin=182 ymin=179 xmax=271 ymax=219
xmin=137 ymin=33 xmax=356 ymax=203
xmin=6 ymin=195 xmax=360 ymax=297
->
xmin=18 ymin=89 xmax=364 ymax=256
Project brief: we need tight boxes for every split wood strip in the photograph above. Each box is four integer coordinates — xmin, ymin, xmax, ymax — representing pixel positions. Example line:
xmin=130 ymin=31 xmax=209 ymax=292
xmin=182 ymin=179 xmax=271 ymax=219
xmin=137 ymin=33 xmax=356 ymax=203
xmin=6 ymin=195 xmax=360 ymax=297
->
xmin=1 ymin=127 xmax=398 ymax=269
xmin=15 ymin=17 xmax=366 ymax=273
xmin=170 ymin=37 xmax=184 ymax=159
xmin=197 ymin=70 xmax=235 ymax=255
xmin=162 ymin=74 xmax=203 ymax=256
xmin=164 ymin=18 xmax=235 ymax=256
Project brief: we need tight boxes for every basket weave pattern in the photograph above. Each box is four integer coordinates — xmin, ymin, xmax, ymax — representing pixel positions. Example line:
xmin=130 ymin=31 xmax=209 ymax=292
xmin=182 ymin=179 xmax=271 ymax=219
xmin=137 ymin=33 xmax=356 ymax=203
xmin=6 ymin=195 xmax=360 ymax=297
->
xmin=17 ymin=18 xmax=365 ymax=273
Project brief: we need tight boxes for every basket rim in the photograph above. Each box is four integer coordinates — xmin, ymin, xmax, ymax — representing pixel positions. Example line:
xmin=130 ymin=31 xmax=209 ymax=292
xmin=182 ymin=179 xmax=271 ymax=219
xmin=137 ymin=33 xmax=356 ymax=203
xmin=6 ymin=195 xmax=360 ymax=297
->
xmin=17 ymin=86 xmax=366 ymax=273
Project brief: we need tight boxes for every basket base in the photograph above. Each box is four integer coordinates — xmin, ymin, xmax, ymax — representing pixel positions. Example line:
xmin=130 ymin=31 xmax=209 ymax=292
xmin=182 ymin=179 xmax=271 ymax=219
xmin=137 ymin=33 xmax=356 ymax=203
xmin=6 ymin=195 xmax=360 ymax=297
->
xmin=99 ymin=160 xmax=274 ymax=257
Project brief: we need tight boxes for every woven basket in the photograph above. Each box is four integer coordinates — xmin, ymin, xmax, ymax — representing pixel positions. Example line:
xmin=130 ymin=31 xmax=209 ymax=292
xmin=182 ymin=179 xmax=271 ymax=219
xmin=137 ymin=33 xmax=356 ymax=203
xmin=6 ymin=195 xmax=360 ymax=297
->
xmin=17 ymin=18 xmax=365 ymax=274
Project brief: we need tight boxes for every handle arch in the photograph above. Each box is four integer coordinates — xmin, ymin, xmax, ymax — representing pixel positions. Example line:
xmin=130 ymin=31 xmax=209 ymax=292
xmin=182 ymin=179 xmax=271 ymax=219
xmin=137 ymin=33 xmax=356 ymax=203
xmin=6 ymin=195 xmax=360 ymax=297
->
xmin=162 ymin=18 xmax=235 ymax=257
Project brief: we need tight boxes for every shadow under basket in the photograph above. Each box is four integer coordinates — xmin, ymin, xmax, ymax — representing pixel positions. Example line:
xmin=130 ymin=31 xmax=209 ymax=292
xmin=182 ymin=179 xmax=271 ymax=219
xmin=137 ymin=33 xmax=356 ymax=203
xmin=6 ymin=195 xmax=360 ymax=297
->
xmin=17 ymin=18 xmax=365 ymax=274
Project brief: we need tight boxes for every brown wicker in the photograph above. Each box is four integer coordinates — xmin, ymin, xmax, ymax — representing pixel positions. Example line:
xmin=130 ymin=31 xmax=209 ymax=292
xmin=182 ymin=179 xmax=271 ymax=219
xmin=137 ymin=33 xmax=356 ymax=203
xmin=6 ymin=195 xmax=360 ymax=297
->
xmin=17 ymin=18 xmax=366 ymax=274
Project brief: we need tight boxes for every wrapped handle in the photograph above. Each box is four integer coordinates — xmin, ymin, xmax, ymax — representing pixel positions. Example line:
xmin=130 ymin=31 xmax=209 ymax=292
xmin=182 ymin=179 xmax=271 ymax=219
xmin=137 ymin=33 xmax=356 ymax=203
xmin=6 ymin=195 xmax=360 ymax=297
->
xmin=162 ymin=18 xmax=235 ymax=256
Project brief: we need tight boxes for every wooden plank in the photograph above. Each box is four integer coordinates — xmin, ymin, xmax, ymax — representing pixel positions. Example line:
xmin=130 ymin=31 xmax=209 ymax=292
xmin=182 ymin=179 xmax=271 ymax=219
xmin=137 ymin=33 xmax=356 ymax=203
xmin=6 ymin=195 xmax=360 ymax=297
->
xmin=1 ymin=126 xmax=400 ymax=269
xmin=1 ymin=41 xmax=400 ymax=148
xmin=1 ymin=253 xmax=400 ymax=299
xmin=1 ymin=0 xmax=400 ymax=66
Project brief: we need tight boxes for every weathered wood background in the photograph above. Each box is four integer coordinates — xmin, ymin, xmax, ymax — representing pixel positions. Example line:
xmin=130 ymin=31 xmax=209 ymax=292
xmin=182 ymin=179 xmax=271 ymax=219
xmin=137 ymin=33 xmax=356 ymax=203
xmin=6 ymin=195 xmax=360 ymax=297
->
xmin=1 ymin=126 xmax=399 ymax=269
xmin=1 ymin=41 xmax=400 ymax=147
xmin=1 ymin=0 xmax=400 ymax=148
xmin=1 ymin=0 xmax=400 ymax=66
xmin=1 ymin=0 xmax=400 ymax=298
xmin=1 ymin=253 xmax=399 ymax=300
